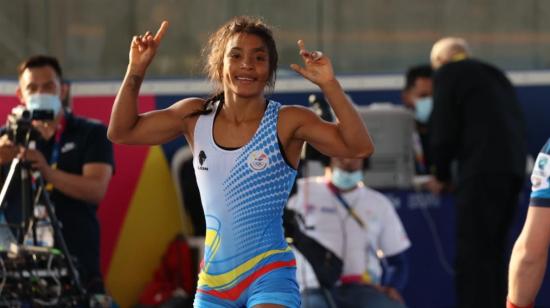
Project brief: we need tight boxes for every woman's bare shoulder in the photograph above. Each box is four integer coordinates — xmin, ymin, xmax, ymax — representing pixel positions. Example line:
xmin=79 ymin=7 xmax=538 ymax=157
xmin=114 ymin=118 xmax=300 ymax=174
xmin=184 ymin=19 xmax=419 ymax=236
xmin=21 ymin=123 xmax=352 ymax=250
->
xmin=169 ymin=97 xmax=207 ymax=116
xmin=279 ymin=104 xmax=318 ymax=123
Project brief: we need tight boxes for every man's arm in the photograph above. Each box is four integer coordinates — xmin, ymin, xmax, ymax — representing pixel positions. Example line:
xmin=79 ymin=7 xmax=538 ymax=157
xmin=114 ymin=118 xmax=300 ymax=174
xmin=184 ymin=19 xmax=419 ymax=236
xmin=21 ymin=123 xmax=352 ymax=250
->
xmin=22 ymin=122 xmax=114 ymax=204
xmin=430 ymin=68 xmax=460 ymax=182
xmin=382 ymin=252 xmax=409 ymax=292
xmin=373 ymin=194 xmax=411 ymax=303
xmin=372 ymin=252 xmax=408 ymax=304
xmin=23 ymin=147 xmax=112 ymax=204
xmin=508 ymin=206 xmax=550 ymax=307
xmin=42 ymin=162 xmax=112 ymax=204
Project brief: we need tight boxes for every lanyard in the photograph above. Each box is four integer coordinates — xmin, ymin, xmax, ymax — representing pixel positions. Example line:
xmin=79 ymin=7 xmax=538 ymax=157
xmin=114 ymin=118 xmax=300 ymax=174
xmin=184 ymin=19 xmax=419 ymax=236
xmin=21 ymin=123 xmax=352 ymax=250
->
xmin=326 ymin=181 xmax=365 ymax=229
xmin=45 ymin=116 xmax=66 ymax=191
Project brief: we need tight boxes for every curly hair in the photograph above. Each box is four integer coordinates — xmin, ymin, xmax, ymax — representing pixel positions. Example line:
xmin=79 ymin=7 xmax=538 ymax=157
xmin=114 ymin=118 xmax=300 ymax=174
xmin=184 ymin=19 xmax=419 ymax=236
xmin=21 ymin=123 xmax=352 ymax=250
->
xmin=203 ymin=15 xmax=278 ymax=92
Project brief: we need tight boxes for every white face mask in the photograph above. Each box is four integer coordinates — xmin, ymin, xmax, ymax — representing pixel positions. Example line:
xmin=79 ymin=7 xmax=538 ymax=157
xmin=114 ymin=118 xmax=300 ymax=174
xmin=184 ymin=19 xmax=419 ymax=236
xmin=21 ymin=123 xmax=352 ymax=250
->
xmin=27 ymin=94 xmax=62 ymax=116
xmin=331 ymin=167 xmax=363 ymax=190
xmin=414 ymin=96 xmax=433 ymax=123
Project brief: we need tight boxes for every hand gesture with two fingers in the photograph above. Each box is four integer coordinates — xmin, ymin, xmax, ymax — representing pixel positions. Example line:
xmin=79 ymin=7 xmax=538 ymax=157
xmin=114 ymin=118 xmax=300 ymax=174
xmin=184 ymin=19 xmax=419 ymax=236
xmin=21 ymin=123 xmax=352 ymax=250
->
xmin=129 ymin=21 xmax=169 ymax=74
xmin=290 ymin=40 xmax=335 ymax=87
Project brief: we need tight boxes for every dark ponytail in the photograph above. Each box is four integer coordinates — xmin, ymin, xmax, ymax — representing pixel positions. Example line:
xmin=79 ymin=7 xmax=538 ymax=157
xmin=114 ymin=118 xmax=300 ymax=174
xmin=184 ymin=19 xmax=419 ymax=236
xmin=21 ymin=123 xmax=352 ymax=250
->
xmin=185 ymin=92 xmax=224 ymax=119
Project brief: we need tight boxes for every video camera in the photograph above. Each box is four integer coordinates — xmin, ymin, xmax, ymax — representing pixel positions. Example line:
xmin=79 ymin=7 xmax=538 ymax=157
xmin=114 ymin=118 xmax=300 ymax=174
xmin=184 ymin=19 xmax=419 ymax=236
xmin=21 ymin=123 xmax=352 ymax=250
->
xmin=5 ymin=106 xmax=54 ymax=146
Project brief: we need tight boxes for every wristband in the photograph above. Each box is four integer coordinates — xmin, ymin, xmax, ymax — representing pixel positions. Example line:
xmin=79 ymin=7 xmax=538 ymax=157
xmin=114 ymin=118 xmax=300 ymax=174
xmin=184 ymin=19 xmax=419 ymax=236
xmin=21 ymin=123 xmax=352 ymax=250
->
xmin=506 ymin=297 xmax=534 ymax=308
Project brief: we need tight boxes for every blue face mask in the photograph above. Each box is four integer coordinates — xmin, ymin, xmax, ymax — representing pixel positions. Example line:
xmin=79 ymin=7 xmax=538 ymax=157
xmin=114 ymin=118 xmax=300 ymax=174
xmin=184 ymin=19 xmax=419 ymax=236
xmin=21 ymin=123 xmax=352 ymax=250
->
xmin=331 ymin=167 xmax=363 ymax=190
xmin=414 ymin=96 xmax=433 ymax=123
xmin=27 ymin=94 xmax=62 ymax=116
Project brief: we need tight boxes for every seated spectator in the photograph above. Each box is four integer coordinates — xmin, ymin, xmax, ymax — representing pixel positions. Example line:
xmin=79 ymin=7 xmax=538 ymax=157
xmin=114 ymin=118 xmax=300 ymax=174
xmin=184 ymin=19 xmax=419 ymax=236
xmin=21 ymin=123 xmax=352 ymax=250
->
xmin=287 ymin=157 xmax=411 ymax=308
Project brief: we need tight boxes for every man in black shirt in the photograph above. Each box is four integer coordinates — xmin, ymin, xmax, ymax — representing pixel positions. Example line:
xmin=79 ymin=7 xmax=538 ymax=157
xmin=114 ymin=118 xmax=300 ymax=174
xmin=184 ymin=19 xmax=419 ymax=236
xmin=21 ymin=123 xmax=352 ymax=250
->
xmin=402 ymin=64 xmax=433 ymax=174
xmin=426 ymin=38 xmax=526 ymax=308
xmin=0 ymin=55 xmax=114 ymax=294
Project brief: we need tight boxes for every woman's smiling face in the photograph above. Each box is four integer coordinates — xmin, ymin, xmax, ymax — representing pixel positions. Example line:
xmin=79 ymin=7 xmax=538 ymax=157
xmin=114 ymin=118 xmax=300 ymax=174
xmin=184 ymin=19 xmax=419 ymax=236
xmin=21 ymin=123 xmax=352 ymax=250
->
xmin=222 ymin=33 xmax=270 ymax=99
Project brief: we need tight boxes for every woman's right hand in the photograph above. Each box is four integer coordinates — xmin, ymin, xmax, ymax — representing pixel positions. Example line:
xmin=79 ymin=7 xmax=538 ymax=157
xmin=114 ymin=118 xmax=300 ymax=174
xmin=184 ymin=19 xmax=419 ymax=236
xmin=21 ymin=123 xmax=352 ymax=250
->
xmin=290 ymin=40 xmax=336 ymax=89
xmin=128 ymin=20 xmax=169 ymax=75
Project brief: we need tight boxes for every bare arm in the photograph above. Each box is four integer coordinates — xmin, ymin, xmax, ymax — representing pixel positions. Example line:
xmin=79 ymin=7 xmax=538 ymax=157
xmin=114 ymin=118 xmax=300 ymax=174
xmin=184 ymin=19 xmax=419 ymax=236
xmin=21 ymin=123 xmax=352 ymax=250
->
xmin=43 ymin=163 xmax=113 ymax=204
xmin=23 ymin=148 xmax=112 ymax=204
xmin=508 ymin=206 xmax=550 ymax=306
xmin=289 ymin=40 xmax=373 ymax=158
xmin=108 ymin=21 xmax=200 ymax=145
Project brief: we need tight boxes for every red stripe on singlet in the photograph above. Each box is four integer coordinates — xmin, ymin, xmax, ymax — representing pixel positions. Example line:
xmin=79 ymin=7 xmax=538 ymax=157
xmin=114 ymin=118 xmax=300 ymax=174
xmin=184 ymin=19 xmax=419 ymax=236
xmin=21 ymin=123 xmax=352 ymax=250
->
xmin=197 ymin=259 xmax=296 ymax=301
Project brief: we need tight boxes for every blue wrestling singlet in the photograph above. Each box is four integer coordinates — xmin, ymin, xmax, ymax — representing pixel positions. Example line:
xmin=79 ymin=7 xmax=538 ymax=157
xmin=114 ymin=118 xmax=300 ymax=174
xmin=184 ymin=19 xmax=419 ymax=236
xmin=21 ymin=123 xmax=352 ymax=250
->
xmin=192 ymin=100 xmax=300 ymax=307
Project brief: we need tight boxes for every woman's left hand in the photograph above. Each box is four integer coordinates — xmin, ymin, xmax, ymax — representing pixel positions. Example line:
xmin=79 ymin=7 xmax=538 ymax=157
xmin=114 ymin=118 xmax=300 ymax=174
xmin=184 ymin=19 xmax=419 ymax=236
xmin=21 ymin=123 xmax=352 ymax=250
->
xmin=290 ymin=40 xmax=335 ymax=87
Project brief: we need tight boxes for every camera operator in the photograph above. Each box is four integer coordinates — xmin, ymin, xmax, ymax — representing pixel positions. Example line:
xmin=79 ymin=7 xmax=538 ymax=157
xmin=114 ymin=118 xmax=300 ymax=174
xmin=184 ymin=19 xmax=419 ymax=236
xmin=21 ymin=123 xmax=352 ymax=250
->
xmin=0 ymin=55 xmax=114 ymax=294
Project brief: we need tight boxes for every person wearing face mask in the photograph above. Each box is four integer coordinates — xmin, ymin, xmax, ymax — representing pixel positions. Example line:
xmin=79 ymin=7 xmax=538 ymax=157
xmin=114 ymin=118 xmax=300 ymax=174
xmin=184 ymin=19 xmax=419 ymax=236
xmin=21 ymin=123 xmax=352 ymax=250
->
xmin=286 ymin=157 xmax=410 ymax=308
xmin=427 ymin=38 xmax=527 ymax=308
xmin=402 ymin=64 xmax=433 ymax=175
xmin=0 ymin=55 xmax=114 ymax=295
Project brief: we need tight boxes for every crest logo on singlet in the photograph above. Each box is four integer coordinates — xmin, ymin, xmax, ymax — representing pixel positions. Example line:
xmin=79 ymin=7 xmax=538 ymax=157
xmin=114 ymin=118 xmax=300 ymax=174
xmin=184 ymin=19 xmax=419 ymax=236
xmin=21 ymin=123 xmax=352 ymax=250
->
xmin=538 ymin=156 xmax=548 ymax=171
xmin=534 ymin=153 xmax=550 ymax=178
xmin=198 ymin=150 xmax=208 ymax=171
xmin=247 ymin=150 xmax=269 ymax=171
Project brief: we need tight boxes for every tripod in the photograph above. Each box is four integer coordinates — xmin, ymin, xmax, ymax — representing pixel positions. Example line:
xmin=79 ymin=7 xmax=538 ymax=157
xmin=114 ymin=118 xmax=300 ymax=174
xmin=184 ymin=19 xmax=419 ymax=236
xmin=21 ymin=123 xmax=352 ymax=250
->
xmin=0 ymin=156 xmax=86 ymax=299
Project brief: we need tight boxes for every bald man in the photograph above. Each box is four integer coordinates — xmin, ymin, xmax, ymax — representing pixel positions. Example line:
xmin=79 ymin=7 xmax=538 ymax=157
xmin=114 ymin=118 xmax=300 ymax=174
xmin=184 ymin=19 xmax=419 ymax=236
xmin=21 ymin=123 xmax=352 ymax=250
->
xmin=425 ymin=37 xmax=527 ymax=308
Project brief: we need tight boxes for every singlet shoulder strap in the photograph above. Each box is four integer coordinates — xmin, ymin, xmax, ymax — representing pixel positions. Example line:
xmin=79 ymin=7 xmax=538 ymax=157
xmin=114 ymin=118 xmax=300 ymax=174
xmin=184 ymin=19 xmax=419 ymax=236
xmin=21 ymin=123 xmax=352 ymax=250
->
xmin=193 ymin=100 xmax=222 ymax=149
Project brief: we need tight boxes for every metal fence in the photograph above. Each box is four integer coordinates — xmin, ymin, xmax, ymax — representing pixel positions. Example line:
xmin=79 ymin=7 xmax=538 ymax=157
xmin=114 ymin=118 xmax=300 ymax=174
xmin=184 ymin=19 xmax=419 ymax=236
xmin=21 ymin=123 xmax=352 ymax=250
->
xmin=1 ymin=0 xmax=549 ymax=79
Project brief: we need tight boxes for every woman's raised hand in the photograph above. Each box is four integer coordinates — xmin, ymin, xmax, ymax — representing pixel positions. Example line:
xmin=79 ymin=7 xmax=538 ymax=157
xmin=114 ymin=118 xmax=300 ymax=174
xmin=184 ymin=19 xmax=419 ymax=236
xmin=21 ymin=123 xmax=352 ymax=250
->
xmin=129 ymin=20 xmax=169 ymax=74
xmin=290 ymin=39 xmax=336 ymax=88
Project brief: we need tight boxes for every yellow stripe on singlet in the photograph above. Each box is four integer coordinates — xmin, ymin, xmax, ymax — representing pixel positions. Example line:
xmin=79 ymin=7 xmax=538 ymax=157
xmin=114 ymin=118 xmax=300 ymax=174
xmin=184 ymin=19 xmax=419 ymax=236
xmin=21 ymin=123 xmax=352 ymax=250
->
xmin=203 ymin=229 xmax=221 ymax=273
xmin=198 ymin=246 xmax=292 ymax=288
xmin=205 ymin=229 xmax=220 ymax=247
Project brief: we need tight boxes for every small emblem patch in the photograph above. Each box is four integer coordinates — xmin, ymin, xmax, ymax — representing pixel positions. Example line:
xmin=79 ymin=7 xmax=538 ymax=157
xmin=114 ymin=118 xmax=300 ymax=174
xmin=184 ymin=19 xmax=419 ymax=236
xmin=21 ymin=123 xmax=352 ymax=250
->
xmin=248 ymin=150 xmax=269 ymax=171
